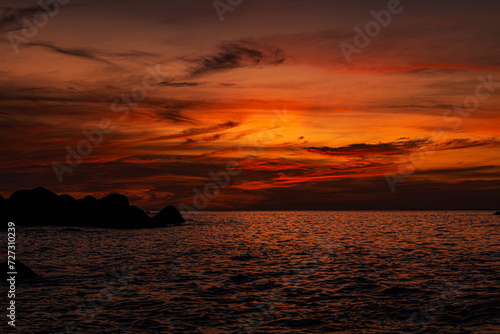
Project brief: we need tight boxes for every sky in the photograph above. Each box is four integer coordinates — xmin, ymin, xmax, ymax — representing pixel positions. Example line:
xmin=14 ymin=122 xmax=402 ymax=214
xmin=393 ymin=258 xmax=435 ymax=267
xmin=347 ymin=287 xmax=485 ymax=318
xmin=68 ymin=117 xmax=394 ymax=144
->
xmin=1 ymin=0 xmax=500 ymax=210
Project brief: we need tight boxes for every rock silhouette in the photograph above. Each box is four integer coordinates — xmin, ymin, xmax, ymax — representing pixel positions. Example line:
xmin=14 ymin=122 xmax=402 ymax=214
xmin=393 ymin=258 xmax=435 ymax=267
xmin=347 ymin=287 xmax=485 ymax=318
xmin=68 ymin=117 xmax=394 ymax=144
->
xmin=1 ymin=260 xmax=37 ymax=280
xmin=495 ymin=211 xmax=500 ymax=215
xmin=153 ymin=205 xmax=185 ymax=225
xmin=0 ymin=187 xmax=184 ymax=229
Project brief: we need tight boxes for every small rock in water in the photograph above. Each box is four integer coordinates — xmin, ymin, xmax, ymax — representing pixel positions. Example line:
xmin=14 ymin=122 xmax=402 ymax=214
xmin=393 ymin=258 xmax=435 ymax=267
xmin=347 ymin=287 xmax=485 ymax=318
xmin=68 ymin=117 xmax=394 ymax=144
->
xmin=153 ymin=205 xmax=185 ymax=225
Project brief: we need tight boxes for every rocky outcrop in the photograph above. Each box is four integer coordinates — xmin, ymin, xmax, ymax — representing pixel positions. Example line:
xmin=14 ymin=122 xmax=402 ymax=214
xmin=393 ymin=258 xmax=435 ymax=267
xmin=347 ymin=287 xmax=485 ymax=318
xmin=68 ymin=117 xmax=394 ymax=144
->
xmin=495 ymin=211 xmax=500 ymax=215
xmin=100 ymin=193 xmax=129 ymax=209
xmin=153 ymin=205 xmax=185 ymax=225
xmin=0 ymin=187 xmax=184 ymax=229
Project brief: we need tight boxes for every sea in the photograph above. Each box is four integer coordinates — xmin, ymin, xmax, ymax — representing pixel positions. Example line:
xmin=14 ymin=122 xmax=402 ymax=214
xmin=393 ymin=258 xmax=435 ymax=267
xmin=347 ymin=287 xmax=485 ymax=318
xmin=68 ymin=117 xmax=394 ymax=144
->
xmin=1 ymin=211 xmax=499 ymax=333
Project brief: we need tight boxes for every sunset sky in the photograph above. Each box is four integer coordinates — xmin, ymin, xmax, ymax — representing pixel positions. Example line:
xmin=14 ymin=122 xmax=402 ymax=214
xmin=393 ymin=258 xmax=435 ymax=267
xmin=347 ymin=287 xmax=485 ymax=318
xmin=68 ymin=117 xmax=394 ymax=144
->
xmin=1 ymin=0 xmax=500 ymax=210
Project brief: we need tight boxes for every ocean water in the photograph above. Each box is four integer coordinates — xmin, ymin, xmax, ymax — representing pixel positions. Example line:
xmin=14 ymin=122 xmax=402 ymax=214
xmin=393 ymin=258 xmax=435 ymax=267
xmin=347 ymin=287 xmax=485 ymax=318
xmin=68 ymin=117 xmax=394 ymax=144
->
xmin=1 ymin=211 xmax=499 ymax=333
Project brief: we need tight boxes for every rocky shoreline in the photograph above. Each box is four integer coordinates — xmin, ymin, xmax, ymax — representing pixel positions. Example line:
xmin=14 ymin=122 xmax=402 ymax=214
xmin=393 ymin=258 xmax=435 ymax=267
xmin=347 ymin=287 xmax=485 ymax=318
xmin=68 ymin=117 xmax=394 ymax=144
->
xmin=0 ymin=187 xmax=184 ymax=229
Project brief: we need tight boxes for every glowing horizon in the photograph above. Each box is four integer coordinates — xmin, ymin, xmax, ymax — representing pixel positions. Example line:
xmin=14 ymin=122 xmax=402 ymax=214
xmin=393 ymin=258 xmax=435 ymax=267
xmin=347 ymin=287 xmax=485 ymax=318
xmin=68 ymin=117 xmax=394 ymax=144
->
xmin=1 ymin=0 xmax=500 ymax=210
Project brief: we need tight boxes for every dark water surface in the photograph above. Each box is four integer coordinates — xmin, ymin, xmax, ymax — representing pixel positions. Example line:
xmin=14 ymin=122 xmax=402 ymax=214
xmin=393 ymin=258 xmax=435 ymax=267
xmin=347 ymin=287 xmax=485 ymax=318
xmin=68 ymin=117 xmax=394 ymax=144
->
xmin=1 ymin=211 xmax=499 ymax=333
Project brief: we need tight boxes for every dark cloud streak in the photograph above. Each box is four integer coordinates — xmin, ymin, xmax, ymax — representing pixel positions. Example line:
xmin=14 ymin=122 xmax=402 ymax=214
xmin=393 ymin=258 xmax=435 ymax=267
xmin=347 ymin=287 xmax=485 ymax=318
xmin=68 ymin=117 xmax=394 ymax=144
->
xmin=146 ymin=121 xmax=239 ymax=142
xmin=0 ymin=5 xmax=42 ymax=33
xmin=305 ymin=138 xmax=498 ymax=157
xmin=186 ymin=40 xmax=285 ymax=77
xmin=29 ymin=42 xmax=113 ymax=64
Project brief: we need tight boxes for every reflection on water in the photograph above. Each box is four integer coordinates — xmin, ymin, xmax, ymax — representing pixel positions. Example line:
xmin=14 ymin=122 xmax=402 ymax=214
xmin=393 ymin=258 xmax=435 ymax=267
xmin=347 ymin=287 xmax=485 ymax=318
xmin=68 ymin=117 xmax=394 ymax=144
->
xmin=1 ymin=211 xmax=499 ymax=333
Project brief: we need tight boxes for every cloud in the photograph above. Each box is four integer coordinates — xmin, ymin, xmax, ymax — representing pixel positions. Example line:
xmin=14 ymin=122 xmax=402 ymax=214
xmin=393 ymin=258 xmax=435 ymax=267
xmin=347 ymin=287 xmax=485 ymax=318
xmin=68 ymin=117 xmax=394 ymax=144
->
xmin=261 ymin=19 xmax=500 ymax=74
xmin=0 ymin=5 xmax=42 ymax=33
xmin=157 ymin=109 xmax=196 ymax=124
xmin=10 ymin=39 xmax=153 ymax=64
xmin=202 ymin=133 xmax=223 ymax=142
xmin=305 ymin=137 xmax=498 ymax=157
xmin=185 ymin=40 xmax=285 ymax=77
xmin=145 ymin=121 xmax=239 ymax=142
xmin=305 ymin=138 xmax=429 ymax=157
xmin=155 ymin=99 xmax=206 ymax=124
xmin=439 ymin=138 xmax=498 ymax=150
xmin=419 ymin=165 xmax=500 ymax=178
xmin=238 ymin=159 xmax=313 ymax=172
xmin=28 ymin=42 xmax=113 ymax=64
xmin=159 ymin=81 xmax=200 ymax=87
xmin=107 ymin=50 xmax=158 ymax=58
